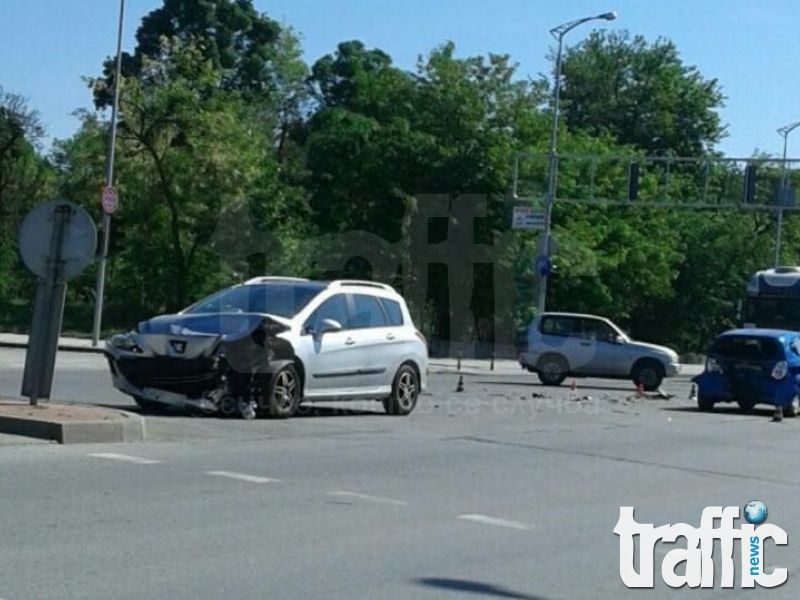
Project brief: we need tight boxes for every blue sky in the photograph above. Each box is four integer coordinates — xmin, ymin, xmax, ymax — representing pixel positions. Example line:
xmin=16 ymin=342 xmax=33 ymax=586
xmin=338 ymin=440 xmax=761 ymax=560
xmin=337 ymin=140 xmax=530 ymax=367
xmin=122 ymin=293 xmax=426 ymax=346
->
xmin=1 ymin=0 xmax=798 ymax=158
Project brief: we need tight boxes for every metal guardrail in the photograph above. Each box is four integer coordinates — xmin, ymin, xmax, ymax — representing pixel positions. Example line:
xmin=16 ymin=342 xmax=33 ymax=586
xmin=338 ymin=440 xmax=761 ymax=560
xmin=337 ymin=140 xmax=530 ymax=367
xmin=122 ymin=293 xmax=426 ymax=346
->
xmin=511 ymin=153 xmax=800 ymax=210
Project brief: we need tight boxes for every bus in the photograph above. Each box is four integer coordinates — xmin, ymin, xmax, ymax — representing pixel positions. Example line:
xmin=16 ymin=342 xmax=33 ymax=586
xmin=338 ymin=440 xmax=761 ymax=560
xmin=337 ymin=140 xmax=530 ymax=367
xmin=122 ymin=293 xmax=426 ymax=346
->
xmin=740 ymin=267 xmax=800 ymax=330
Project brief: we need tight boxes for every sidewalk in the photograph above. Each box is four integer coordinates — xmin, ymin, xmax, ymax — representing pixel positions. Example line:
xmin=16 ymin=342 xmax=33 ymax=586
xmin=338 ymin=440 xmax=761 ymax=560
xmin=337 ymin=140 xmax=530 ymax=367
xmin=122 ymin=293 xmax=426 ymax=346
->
xmin=0 ymin=333 xmax=104 ymax=354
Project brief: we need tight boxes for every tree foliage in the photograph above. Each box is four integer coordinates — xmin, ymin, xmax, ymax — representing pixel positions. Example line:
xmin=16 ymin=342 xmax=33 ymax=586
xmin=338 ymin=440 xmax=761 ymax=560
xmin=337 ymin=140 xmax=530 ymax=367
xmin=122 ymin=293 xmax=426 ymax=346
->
xmin=557 ymin=30 xmax=727 ymax=157
xmin=0 ymin=3 xmax=790 ymax=355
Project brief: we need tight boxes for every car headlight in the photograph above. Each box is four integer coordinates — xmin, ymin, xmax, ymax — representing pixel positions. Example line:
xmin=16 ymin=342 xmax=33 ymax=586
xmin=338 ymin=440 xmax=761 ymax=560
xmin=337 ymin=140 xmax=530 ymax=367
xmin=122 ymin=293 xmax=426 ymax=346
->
xmin=706 ymin=357 xmax=724 ymax=374
xmin=772 ymin=360 xmax=788 ymax=380
xmin=111 ymin=333 xmax=142 ymax=353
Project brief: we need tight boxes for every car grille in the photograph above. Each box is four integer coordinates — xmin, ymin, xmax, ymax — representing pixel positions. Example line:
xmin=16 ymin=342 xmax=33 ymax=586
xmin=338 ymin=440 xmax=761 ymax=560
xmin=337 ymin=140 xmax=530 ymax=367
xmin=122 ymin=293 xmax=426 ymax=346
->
xmin=114 ymin=356 xmax=221 ymax=396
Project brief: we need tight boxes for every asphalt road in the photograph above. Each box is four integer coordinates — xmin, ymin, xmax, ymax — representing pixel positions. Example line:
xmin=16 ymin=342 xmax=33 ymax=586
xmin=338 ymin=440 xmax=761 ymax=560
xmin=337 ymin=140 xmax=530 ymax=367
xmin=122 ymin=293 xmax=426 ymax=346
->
xmin=0 ymin=349 xmax=798 ymax=599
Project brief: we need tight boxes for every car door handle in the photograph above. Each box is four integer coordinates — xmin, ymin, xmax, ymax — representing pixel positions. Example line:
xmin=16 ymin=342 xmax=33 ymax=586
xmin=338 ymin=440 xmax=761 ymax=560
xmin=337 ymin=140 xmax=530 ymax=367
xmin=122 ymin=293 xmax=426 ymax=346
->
xmin=386 ymin=333 xmax=395 ymax=340
xmin=345 ymin=337 xmax=356 ymax=345
xmin=580 ymin=341 xmax=591 ymax=346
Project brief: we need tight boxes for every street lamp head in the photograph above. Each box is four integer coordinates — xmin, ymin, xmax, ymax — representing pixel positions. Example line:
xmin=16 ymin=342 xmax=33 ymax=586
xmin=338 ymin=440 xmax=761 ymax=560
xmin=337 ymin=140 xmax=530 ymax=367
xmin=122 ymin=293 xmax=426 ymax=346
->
xmin=599 ymin=11 xmax=618 ymax=20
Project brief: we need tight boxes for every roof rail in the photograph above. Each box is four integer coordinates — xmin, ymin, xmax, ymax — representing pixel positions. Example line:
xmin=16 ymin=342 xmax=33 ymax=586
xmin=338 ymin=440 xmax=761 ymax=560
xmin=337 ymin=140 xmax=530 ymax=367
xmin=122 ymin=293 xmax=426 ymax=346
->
xmin=328 ymin=279 xmax=395 ymax=292
xmin=244 ymin=276 xmax=310 ymax=285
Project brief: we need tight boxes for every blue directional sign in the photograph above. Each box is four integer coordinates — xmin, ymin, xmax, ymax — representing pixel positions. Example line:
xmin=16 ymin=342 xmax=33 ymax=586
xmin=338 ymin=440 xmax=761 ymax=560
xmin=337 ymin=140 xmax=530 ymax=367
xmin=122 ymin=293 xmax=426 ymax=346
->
xmin=535 ymin=255 xmax=551 ymax=276
xmin=512 ymin=206 xmax=545 ymax=230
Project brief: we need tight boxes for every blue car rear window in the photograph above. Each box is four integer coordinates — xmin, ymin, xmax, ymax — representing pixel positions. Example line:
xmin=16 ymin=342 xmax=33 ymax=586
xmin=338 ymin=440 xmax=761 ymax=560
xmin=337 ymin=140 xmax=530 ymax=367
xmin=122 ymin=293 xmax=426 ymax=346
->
xmin=711 ymin=336 xmax=784 ymax=361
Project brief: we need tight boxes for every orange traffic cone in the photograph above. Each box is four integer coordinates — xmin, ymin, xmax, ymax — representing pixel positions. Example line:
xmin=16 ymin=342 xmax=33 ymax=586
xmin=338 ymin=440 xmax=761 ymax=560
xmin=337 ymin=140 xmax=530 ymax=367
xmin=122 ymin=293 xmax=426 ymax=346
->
xmin=636 ymin=382 xmax=644 ymax=398
xmin=568 ymin=379 xmax=578 ymax=401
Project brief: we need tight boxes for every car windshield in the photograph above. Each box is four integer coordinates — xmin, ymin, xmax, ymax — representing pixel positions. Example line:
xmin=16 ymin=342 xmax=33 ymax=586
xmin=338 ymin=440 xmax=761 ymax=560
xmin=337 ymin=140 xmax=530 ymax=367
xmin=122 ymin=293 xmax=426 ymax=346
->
xmin=744 ymin=297 xmax=800 ymax=328
xmin=182 ymin=282 xmax=325 ymax=318
xmin=711 ymin=335 xmax=784 ymax=361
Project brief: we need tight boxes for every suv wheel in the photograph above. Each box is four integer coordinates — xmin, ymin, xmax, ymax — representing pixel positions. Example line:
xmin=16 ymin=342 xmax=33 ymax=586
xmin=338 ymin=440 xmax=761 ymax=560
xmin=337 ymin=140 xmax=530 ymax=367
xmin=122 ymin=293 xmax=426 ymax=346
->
xmin=264 ymin=364 xmax=301 ymax=419
xmin=632 ymin=360 xmax=664 ymax=392
xmin=537 ymin=354 xmax=568 ymax=386
xmin=383 ymin=364 xmax=419 ymax=416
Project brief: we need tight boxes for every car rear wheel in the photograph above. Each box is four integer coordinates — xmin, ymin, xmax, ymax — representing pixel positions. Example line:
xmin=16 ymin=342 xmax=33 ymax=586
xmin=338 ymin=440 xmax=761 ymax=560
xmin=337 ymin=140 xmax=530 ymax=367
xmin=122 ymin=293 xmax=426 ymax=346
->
xmin=383 ymin=364 xmax=419 ymax=416
xmin=537 ymin=354 xmax=568 ymax=386
xmin=264 ymin=365 xmax=301 ymax=419
xmin=632 ymin=360 xmax=664 ymax=392
xmin=785 ymin=396 xmax=799 ymax=418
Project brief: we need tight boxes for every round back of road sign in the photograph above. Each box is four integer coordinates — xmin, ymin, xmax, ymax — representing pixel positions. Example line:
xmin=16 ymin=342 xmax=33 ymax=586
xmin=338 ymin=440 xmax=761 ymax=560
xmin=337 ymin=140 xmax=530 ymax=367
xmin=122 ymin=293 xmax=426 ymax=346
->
xmin=101 ymin=186 xmax=118 ymax=214
xmin=18 ymin=200 xmax=97 ymax=280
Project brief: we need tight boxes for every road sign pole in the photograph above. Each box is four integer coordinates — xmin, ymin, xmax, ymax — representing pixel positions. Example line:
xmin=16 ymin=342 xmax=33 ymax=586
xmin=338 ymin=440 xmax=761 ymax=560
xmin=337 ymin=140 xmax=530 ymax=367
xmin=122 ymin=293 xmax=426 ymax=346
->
xmin=91 ymin=0 xmax=125 ymax=347
xmin=21 ymin=204 xmax=71 ymax=405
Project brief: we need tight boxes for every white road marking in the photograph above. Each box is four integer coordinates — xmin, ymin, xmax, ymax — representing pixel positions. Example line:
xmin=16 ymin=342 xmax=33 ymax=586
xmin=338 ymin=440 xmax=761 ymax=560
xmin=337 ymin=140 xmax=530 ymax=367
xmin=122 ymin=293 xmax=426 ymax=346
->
xmin=207 ymin=471 xmax=281 ymax=484
xmin=456 ymin=514 xmax=531 ymax=531
xmin=88 ymin=453 xmax=161 ymax=464
xmin=326 ymin=491 xmax=407 ymax=506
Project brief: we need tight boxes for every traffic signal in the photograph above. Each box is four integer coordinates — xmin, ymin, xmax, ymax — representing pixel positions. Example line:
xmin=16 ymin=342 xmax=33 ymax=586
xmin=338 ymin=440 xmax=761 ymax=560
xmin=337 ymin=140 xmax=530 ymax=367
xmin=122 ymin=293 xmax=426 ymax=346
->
xmin=627 ymin=162 xmax=640 ymax=201
xmin=743 ymin=164 xmax=757 ymax=204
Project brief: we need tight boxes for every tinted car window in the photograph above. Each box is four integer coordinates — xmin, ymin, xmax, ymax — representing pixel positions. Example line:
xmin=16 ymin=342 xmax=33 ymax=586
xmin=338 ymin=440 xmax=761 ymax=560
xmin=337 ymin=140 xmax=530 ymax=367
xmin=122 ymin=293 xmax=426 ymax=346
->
xmin=306 ymin=294 xmax=350 ymax=332
xmin=349 ymin=294 xmax=388 ymax=329
xmin=183 ymin=282 xmax=325 ymax=318
xmin=540 ymin=316 xmax=578 ymax=337
xmin=580 ymin=318 xmax=617 ymax=342
xmin=711 ymin=336 xmax=784 ymax=361
xmin=381 ymin=298 xmax=404 ymax=326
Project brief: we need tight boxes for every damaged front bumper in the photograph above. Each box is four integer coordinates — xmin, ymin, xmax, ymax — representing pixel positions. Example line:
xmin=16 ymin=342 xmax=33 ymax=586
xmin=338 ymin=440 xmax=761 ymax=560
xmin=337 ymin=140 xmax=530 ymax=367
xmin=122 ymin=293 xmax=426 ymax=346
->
xmin=104 ymin=315 xmax=294 ymax=415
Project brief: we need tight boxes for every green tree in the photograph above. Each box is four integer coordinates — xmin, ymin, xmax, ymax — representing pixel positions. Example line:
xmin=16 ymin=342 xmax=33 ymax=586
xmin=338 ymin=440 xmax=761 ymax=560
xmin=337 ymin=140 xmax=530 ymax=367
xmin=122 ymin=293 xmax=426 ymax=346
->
xmin=557 ymin=30 xmax=727 ymax=158
xmin=0 ymin=88 xmax=55 ymax=301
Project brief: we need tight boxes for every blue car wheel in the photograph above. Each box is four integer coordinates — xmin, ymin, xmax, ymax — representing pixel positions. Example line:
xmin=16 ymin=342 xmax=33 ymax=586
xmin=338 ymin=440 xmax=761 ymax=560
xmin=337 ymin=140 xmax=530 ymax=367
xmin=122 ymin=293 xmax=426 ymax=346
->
xmin=786 ymin=396 xmax=799 ymax=418
xmin=697 ymin=391 xmax=715 ymax=412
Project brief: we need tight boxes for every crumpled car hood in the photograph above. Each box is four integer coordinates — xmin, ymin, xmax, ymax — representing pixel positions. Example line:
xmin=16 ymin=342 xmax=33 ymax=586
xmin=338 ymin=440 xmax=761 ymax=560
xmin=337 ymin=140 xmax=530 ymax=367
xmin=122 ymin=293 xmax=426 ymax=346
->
xmin=137 ymin=313 xmax=290 ymax=342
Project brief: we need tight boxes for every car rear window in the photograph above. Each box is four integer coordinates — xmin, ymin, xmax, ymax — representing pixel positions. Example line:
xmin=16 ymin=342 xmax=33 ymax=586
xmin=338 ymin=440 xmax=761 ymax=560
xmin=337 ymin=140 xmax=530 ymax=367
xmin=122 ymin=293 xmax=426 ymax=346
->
xmin=711 ymin=336 xmax=784 ymax=361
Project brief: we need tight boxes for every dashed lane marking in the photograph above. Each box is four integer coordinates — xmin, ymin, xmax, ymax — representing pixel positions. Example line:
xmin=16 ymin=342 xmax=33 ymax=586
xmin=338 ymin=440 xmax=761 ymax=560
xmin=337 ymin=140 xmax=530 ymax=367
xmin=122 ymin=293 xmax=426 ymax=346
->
xmin=326 ymin=491 xmax=407 ymax=506
xmin=456 ymin=514 xmax=531 ymax=531
xmin=87 ymin=453 xmax=161 ymax=464
xmin=207 ymin=471 xmax=281 ymax=484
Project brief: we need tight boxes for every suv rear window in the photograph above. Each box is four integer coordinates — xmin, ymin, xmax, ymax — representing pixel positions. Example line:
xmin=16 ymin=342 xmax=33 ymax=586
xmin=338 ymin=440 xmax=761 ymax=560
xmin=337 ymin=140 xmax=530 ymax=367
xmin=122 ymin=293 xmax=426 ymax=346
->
xmin=711 ymin=336 xmax=784 ymax=361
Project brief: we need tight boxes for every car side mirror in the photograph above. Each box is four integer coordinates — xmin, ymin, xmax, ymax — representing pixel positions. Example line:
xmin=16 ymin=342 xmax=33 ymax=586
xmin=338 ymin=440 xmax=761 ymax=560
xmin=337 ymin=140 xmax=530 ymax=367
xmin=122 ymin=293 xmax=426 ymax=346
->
xmin=614 ymin=335 xmax=626 ymax=345
xmin=318 ymin=319 xmax=342 ymax=335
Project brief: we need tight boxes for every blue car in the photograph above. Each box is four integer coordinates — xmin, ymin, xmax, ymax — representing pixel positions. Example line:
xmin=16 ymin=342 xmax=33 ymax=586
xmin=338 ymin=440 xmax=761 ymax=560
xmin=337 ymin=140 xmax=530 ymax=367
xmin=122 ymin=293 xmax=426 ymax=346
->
xmin=693 ymin=328 xmax=800 ymax=416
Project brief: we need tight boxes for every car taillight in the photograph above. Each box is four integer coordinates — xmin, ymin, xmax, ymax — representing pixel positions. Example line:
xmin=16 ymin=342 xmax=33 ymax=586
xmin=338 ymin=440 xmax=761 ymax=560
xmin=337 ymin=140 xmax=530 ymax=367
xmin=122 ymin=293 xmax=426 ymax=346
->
xmin=707 ymin=357 xmax=723 ymax=374
xmin=772 ymin=360 xmax=788 ymax=380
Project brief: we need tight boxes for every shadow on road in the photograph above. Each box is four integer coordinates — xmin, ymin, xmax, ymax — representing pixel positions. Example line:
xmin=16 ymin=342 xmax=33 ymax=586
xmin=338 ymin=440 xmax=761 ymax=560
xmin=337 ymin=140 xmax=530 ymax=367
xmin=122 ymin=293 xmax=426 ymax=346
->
xmin=109 ymin=403 xmax=384 ymax=419
xmin=292 ymin=405 xmax=383 ymax=418
xmin=661 ymin=405 xmax=781 ymax=418
xmin=413 ymin=577 xmax=551 ymax=600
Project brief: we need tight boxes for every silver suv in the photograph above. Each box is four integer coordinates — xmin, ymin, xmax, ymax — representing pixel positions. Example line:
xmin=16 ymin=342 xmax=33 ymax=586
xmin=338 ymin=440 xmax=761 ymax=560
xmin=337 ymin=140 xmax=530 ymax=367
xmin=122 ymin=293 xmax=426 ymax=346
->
xmin=518 ymin=312 xmax=681 ymax=390
xmin=105 ymin=277 xmax=428 ymax=419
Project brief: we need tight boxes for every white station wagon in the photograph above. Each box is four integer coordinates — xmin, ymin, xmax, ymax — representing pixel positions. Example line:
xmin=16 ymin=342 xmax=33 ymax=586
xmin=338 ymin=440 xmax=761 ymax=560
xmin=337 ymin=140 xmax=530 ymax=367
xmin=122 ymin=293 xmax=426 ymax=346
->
xmin=105 ymin=277 xmax=429 ymax=419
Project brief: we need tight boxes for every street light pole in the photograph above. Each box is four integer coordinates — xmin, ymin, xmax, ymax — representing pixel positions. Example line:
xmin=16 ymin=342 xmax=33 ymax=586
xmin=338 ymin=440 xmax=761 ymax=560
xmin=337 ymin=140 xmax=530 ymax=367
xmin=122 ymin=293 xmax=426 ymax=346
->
xmin=537 ymin=11 xmax=617 ymax=316
xmin=775 ymin=121 xmax=800 ymax=268
xmin=91 ymin=0 xmax=125 ymax=346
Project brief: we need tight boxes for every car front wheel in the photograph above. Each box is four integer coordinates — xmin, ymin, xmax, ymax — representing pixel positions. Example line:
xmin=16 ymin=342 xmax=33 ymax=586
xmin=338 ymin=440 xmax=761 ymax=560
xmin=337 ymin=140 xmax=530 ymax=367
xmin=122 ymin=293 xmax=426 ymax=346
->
xmin=264 ymin=365 xmax=301 ymax=419
xmin=697 ymin=392 xmax=715 ymax=412
xmin=383 ymin=364 xmax=419 ymax=416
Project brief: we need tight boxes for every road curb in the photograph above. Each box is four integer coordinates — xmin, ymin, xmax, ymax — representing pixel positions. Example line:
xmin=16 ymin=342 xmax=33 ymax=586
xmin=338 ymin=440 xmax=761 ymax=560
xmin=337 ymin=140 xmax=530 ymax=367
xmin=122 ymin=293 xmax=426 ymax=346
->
xmin=0 ymin=402 xmax=145 ymax=444
xmin=0 ymin=341 xmax=105 ymax=354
